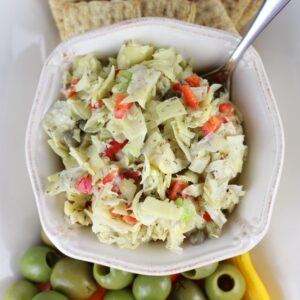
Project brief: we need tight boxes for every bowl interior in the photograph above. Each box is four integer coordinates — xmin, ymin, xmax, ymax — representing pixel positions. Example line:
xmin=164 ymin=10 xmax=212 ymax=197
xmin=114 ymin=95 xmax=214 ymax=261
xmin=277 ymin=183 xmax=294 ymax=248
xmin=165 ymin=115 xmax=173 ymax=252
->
xmin=26 ymin=18 xmax=284 ymax=275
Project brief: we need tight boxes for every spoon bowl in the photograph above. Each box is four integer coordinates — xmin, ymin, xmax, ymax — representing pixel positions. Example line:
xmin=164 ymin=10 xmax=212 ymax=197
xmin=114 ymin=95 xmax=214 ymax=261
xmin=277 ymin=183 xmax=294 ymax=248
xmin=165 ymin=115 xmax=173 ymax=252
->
xmin=202 ymin=0 xmax=291 ymax=92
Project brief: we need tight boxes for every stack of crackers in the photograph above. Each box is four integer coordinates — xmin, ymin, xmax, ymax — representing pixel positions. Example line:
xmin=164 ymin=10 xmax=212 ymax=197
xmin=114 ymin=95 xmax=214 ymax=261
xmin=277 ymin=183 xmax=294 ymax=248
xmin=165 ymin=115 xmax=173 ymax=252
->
xmin=49 ymin=0 xmax=263 ymax=40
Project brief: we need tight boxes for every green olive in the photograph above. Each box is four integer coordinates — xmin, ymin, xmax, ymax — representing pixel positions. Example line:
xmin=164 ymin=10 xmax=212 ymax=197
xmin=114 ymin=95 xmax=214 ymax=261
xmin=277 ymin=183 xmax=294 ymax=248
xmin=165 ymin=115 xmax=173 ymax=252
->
xmin=93 ymin=264 xmax=134 ymax=290
xmin=133 ymin=275 xmax=171 ymax=300
xmin=40 ymin=229 xmax=55 ymax=248
xmin=182 ymin=262 xmax=219 ymax=280
xmin=104 ymin=288 xmax=135 ymax=300
xmin=50 ymin=257 xmax=97 ymax=300
xmin=20 ymin=246 xmax=60 ymax=282
xmin=168 ymin=279 xmax=206 ymax=300
xmin=205 ymin=263 xmax=246 ymax=300
xmin=4 ymin=280 xmax=39 ymax=300
xmin=32 ymin=291 xmax=69 ymax=300
xmin=188 ymin=231 xmax=205 ymax=245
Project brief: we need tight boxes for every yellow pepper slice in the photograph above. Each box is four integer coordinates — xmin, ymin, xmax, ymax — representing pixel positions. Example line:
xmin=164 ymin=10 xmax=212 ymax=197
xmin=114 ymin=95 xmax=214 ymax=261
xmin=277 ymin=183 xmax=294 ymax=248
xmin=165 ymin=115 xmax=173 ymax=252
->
xmin=229 ymin=252 xmax=270 ymax=300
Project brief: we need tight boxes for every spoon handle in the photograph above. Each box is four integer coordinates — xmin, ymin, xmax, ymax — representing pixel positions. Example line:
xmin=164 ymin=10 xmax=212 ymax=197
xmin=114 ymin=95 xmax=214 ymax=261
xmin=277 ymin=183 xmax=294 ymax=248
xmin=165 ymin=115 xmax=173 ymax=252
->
xmin=229 ymin=0 xmax=291 ymax=67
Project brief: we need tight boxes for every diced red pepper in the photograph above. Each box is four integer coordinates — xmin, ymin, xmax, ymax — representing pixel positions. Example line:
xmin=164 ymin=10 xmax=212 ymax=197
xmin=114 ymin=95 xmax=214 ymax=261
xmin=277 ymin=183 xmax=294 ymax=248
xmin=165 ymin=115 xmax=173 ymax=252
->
xmin=170 ymin=274 xmax=182 ymax=283
xmin=102 ymin=169 xmax=119 ymax=184
xmin=181 ymin=85 xmax=199 ymax=110
xmin=173 ymin=82 xmax=201 ymax=110
xmin=36 ymin=282 xmax=52 ymax=292
xmin=115 ymin=68 xmax=120 ymax=76
xmin=172 ymin=83 xmax=183 ymax=92
xmin=203 ymin=211 xmax=212 ymax=222
xmin=88 ymin=99 xmax=104 ymax=110
xmin=184 ymin=73 xmax=201 ymax=87
xmin=67 ymin=79 xmax=80 ymax=98
xmin=219 ymin=102 xmax=234 ymax=116
xmin=200 ymin=115 xmax=225 ymax=136
xmin=75 ymin=176 xmax=93 ymax=195
xmin=123 ymin=215 xmax=138 ymax=225
xmin=113 ymin=93 xmax=133 ymax=119
xmin=104 ymin=139 xmax=128 ymax=160
xmin=84 ymin=286 xmax=107 ymax=300
xmin=168 ymin=180 xmax=188 ymax=200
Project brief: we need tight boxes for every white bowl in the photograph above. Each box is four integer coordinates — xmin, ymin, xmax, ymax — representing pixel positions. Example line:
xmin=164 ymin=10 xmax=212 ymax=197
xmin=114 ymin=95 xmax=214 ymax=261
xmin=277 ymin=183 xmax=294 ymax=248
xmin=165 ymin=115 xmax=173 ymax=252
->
xmin=26 ymin=17 xmax=284 ymax=275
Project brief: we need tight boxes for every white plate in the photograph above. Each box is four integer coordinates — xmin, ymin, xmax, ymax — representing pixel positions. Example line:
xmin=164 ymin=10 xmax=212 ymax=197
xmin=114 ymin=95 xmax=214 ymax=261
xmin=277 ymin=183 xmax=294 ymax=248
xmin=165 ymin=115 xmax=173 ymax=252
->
xmin=0 ymin=0 xmax=299 ymax=298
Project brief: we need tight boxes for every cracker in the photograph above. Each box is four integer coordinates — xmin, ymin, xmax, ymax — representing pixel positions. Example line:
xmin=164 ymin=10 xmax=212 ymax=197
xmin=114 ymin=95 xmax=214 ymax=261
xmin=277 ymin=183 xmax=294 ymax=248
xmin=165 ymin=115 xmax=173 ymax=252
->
xmin=236 ymin=0 xmax=263 ymax=31
xmin=140 ymin=0 xmax=197 ymax=23
xmin=62 ymin=0 xmax=141 ymax=40
xmin=193 ymin=0 xmax=238 ymax=33
xmin=49 ymin=0 xmax=80 ymax=40
xmin=221 ymin=0 xmax=252 ymax=24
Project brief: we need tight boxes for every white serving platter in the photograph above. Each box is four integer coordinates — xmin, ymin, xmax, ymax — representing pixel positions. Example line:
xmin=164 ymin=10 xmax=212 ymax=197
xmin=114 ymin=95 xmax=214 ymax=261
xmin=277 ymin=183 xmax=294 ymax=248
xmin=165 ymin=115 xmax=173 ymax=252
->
xmin=0 ymin=0 xmax=299 ymax=299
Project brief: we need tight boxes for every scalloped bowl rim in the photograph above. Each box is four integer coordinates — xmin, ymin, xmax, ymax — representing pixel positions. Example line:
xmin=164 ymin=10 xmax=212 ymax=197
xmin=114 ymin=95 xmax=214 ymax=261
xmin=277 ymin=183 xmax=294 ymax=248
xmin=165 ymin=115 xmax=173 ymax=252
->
xmin=25 ymin=17 xmax=284 ymax=275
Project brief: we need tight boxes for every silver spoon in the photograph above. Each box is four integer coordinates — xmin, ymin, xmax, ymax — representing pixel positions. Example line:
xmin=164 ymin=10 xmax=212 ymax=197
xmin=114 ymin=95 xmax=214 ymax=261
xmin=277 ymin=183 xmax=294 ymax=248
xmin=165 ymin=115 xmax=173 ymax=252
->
xmin=203 ymin=0 xmax=291 ymax=92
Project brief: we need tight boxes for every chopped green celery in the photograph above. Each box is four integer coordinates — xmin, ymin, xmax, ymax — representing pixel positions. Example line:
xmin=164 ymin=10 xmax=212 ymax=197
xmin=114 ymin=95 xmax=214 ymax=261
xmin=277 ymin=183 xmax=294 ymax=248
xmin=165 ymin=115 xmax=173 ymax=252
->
xmin=112 ymin=82 xmax=128 ymax=93
xmin=118 ymin=70 xmax=132 ymax=81
xmin=175 ymin=198 xmax=184 ymax=206
xmin=112 ymin=70 xmax=133 ymax=93
xmin=175 ymin=198 xmax=198 ymax=222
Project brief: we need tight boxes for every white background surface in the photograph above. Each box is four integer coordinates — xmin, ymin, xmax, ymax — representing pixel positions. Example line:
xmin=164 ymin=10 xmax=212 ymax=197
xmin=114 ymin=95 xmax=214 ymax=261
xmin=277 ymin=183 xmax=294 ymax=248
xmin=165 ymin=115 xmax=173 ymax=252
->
xmin=0 ymin=0 xmax=299 ymax=299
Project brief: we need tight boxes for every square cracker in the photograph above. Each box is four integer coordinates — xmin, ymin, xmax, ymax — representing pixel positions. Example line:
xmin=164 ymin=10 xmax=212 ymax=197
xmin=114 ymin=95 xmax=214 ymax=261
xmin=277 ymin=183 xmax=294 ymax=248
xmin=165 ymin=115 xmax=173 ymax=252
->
xmin=62 ymin=0 xmax=141 ymax=40
xmin=193 ymin=0 xmax=238 ymax=33
xmin=221 ymin=0 xmax=252 ymax=24
xmin=49 ymin=0 xmax=81 ymax=40
xmin=236 ymin=0 xmax=263 ymax=31
xmin=140 ymin=0 xmax=197 ymax=23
